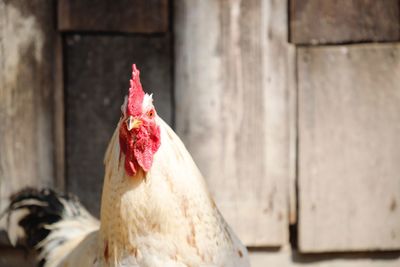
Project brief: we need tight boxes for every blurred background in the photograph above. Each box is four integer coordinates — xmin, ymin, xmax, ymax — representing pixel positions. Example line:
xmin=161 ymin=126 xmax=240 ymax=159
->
xmin=0 ymin=0 xmax=400 ymax=266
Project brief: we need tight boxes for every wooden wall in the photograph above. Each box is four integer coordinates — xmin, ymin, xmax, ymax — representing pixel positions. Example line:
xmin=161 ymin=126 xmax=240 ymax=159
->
xmin=1 ymin=0 xmax=400 ymax=266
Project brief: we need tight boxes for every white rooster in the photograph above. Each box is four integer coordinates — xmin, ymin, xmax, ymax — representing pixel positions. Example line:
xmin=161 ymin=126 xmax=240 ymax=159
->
xmin=5 ymin=64 xmax=250 ymax=267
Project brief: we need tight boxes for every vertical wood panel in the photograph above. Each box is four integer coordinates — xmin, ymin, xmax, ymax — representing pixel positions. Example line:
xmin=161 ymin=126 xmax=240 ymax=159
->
xmin=298 ymin=44 xmax=400 ymax=252
xmin=53 ymin=35 xmax=65 ymax=192
xmin=287 ymin=44 xmax=297 ymax=225
xmin=0 ymin=0 xmax=56 ymax=212
xmin=290 ymin=0 xmax=400 ymax=45
xmin=65 ymin=35 xmax=172 ymax=215
xmin=175 ymin=0 xmax=294 ymax=246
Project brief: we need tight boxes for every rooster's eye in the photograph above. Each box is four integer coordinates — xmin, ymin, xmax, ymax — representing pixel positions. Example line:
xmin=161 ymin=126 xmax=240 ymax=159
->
xmin=147 ymin=109 xmax=155 ymax=119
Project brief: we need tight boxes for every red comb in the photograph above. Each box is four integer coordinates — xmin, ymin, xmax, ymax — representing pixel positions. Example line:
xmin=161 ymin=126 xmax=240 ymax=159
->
xmin=126 ymin=64 xmax=145 ymax=117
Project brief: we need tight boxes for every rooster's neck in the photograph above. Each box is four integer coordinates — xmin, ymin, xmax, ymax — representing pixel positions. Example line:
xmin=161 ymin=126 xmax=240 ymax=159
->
xmin=99 ymin=122 xmax=150 ymax=261
xmin=98 ymin=118 xmax=232 ymax=265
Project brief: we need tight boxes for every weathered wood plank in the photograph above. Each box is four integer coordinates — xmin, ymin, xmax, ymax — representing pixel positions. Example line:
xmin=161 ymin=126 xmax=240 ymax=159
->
xmin=290 ymin=0 xmax=400 ymax=44
xmin=298 ymin=44 xmax=400 ymax=252
xmin=174 ymin=0 xmax=294 ymax=246
xmin=0 ymin=0 xmax=56 ymax=213
xmin=287 ymin=44 xmax=297 ymax=225
xmin=250 ymin=249 xmax=400 ymax=267
xmin=58 ymin=0 xmax=169 ymax=33
xmin=65 ymin=34 xmax=172 ymax=215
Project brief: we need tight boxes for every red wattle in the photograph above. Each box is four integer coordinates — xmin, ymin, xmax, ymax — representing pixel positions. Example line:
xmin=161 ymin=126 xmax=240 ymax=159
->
xmin=125 ymin=157 xmax=137 ymax=177
xmin=133 ymin=123 xmax=161 ymax=172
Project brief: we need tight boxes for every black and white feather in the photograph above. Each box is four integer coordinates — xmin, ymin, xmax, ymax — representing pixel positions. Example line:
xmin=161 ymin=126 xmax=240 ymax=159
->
xmin=3 ymin=188 xmax=99 ymax=267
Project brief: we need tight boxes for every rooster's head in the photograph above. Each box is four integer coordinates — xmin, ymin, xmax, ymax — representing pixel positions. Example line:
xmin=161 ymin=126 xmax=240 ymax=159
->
xmin=118 ymin=64 xmax=161 ymax=177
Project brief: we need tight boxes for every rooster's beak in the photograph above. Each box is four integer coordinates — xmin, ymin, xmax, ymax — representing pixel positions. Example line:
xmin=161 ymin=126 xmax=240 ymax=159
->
xmin=126 ymin=116 xmax=142 ymax=131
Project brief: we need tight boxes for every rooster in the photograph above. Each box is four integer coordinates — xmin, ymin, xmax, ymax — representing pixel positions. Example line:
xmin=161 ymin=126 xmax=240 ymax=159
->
xmin=4 ymin=65 xmax=250 ymax=267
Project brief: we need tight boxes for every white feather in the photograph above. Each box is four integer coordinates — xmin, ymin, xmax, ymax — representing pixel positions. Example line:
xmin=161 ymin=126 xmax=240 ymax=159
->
xmin=142 ymin=93 xmax=154 ymax=112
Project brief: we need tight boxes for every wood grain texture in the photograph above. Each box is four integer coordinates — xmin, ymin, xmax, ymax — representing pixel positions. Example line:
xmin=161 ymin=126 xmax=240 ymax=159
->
xmin=174 ymin=0 xmax=294 ymax=246
xmin=65 ymin=34 xmax=172 ymax=215
xmin=250 ymin=249 xmax=400 ymax=267
xmin=0 ymin=0 xmax=56 ymax=213
xmin=287 ymin=44 xmax=297 ymax=225
xmin=58 ymin=0 xmax=169 ymax=33
xmin=298 ymin=44 xmax=400 ymax=252
xmin=290 ymin=0 xmax=400 ymax=44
